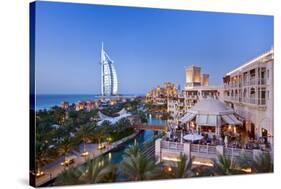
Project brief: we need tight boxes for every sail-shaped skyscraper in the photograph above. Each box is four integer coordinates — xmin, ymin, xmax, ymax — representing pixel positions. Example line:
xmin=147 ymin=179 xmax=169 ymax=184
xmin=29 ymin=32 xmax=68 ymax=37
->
xmin=100 ymin=43 xmax=118 ymax=96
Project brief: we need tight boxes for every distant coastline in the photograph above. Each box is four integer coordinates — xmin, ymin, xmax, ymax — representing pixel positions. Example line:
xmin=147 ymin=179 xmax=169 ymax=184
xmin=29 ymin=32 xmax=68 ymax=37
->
xmin=35 ymin=94 xmax=145 ymax=110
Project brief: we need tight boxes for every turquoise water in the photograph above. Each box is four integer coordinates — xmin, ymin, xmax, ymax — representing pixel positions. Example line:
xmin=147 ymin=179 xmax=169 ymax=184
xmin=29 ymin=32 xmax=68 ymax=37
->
xmin=107 ymin=117 xmax=165 ymax=164
xmin=107 ymin=130 xmax=154 ymax=164
xmin=147 ymin=114 xmax=167 ymax=125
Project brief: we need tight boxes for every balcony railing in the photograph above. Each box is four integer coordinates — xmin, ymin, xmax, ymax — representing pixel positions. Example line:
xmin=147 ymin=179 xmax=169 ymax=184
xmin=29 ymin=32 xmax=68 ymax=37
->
xmin=224 ymin=147 xmax=253 ymax=158
xmin=225 ymin=78 xmax=267 ymax=88
xmin=224 ymin=96 xmax=266 ymax=106
xmin=185 ymin=95 xmax=198 ymax=99
xmin=161 ymin=141 xmax=184 ymax=151
xmin=191 ymin=144 xmax=216 ymax=154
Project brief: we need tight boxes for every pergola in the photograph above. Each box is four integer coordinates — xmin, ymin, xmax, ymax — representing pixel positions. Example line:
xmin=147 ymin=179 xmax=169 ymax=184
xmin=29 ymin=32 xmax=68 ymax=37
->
xmin=179 ymin=98 xmax=242 ymax=136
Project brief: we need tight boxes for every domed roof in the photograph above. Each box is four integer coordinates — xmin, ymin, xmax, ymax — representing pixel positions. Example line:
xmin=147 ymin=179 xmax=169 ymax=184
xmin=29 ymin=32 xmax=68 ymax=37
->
xmin=189 ymin=98 xmax=232 ymax=115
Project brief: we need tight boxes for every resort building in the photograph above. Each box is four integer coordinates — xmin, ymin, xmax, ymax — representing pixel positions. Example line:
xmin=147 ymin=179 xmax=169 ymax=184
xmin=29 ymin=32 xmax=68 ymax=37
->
xmin=75 ymin=101 xmax=87 ymax=111
xmin=179 ymin=98 xmax=242 ymax=137
xmin=183 ymin=86 xmax=222 ymax=109
xmin=60 ymin=101 xmax=69 ymax=110
xmin=97 ymin=108 xmax=132 ymax=126
xmin=185 ymin=65 xmax=209 ymax=89
xmin=146 ymin=82 xmax=177 ymax=105
xmin=222 ymin=48 xmax=274 ymax=144
xmin=157 ymin=50 xmax=273 ymax=166
xmin=167 ymin=66 xmax=222 ymax=123
xmin=100 ymin=43 xmax=118 ymax=96
xmin=156 ymin=97 xmax=271 ymax=166
xmin=167 ymin=94 xmax=185 ymax=123
xmin=75 ymin=100 xmax=100 ymax=111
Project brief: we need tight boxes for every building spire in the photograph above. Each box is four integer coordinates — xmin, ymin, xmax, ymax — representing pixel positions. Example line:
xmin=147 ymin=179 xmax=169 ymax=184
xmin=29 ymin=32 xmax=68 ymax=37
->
xmin=101 ymin=41 xmax=105 ymax=63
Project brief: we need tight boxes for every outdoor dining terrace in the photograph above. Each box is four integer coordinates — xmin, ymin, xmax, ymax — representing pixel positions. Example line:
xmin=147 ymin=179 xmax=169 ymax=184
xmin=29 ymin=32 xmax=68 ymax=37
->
xmin=164 ymin=126 xmax=271 ymax=152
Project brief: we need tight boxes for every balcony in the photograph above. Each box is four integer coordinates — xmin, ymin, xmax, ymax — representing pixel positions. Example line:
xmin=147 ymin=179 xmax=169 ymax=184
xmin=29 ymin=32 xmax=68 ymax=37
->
xmin=243 ymin=78 xmax=267 ymax=86
xmin=224 ymin=96 xmax=266 ymax=106
xmin=186 ymin=95 xmax=198 ymax=100
xmin=242 ymin=98 xmax=266 ymax=106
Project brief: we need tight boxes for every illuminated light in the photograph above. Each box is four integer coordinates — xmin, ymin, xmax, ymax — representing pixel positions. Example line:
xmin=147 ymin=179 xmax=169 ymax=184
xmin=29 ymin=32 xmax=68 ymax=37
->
xmin=192 ymin=160 xmax=214 ymax=167
xmin=107 ymin=137 xmax=112 ymax=142
xmin=167 ymin=167 xmax=172 ymax=172
xmin=60 ymin=160 xmax=70 ymax=166
xmin=162 ymin=157 xmax=180 ymax=162
xmin=241 ymin=168 xmax=252 ymax=173
xmin=108 ymin=153 xmax=112 ymax=160
xmin=228 ymin=125 xmax=232 ymax=130
xmin=81 ymin=151 xmax=89 ymax=157
xmin=98 ymin=143 xmax=106 ymax=150
xmin=36 ymin=171 xmax=44 ymax=177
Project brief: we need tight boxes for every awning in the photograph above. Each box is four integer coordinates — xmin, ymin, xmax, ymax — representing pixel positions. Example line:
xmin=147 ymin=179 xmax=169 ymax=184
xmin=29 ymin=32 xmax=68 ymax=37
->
xmin=179 ymin=113 xmax=196 ymax=123
xmin=221 ymin=114 xmax=242 ymax=125
xmin=196 ymin=115 xmax=217 ymax=126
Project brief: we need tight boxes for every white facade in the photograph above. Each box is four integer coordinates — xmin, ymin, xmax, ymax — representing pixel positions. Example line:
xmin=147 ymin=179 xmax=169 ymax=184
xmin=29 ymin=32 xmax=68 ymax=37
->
xmin=183 ymin=86 xmax=222 ymax=109
xmin=185 ymin=65 xmax=210 ymax=89
xmin=167 ymin=94 xmax=185 ymax=122
xmin=223 ymin=48 xmax=273 ymax=143
xmin=100 ymin=43 xmax=118 ymax=96
xmin=168 ymin=86 xmax=222 ymax=123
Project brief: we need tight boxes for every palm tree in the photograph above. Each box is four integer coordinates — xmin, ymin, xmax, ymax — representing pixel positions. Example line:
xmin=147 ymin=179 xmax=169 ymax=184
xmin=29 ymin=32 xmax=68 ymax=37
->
xmin=35 ymin=123 xmax=57 ymax=175
xmin=239 ymin=152 xmax=273 ymax=173
xmin=51 ymin=106 xmax=65 ymax=124
xmin=169 ymin=154 xmax=192 ymax=178
xmin=35 ymin=140 xmax=56 ymax=175
xmin=120 ymin=143 xmax=161 ymax=181
xmin=55 ymin=167 xmax=82 ymax=186
xmin=214 ymin=155 xmax=237 ymax=175
xmin=79 ymin=157 xmax=116 ymax=183
xmin=98 ymin=164 xmax=118 ymax=183
xmin=124 ymin=143 xmax=141 ymax=157
xmin=57 ymin=136 xmax=75 ymax=164
xmin=76 ymin=123 xmax=96 ymax=155
xmin=55 ymin=157 xmax=117 ymax=185
xmin=92 ymin=124 xmax=110 ymax=147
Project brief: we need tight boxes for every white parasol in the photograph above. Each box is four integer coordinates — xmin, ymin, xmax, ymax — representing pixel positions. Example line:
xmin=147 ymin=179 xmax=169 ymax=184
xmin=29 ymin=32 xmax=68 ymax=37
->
xmin=183 ymin=133 xmax=203 ymax=142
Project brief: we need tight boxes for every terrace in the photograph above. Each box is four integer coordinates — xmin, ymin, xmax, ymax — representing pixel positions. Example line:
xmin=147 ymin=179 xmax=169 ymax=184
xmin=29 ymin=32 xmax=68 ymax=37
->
xmin=155 ymin=98 xmax=272 ymax=165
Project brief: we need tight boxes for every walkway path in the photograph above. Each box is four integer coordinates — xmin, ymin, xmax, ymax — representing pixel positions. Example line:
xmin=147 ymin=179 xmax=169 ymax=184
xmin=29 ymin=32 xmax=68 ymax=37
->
xmin=35 ymin=132 xmax=139 ymax=187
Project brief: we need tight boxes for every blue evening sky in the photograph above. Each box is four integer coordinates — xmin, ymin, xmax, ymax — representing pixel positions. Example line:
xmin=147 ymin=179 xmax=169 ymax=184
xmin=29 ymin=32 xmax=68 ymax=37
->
xmin=34 ymin=1 xmax=273 ymax=95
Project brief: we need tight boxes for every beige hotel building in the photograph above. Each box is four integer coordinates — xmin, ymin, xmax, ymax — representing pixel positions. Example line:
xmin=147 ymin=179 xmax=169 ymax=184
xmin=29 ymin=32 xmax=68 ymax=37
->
xmin=223 ymin=48 xmax=274 ymax=144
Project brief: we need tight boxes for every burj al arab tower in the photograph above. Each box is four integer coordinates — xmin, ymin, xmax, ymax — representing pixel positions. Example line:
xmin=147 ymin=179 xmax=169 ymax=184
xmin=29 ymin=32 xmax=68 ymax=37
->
xmin=100 ymin=43 xmax=118 ymax=96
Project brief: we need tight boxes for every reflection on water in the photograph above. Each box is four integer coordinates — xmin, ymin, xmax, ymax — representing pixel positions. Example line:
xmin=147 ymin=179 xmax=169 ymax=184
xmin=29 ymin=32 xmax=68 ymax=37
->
xmin=147 ymin=114 xmax=167 ymax=125
xmin=108 ymin=129 xmax=154 ymax=164
xmin=107 ymin=116 xmax=164 ymax=165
